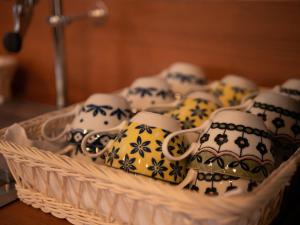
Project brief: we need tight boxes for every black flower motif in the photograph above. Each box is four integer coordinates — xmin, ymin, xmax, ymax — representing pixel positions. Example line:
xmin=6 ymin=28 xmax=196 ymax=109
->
xmin=156 ymin=90 xmax=172 ymax=99
xmin=181 ymin=117 xmax=196 ymax=129
xmin=134 ymin=87 xmax=157 ymax=97
xmin=291 ymin=123 xmax=300 ymax=136
xmin=234 ymin=136 xmax=250 ymax=149
xmin=190 ymin=185 xmax=199 ymax=191
xmin=272 ymin=117 xmax=285 ymax=129
xmin=226 ymin=184 xmax=238 ymax=192
xmin=176 ymin=142 xmax=187 ymax=155
xmin=228 ymin=96 xmax=240 ymax=106
xmin=213 ymin=89 xmax=223 ymax=97
xmin=195 ymin=78 xmax=206 ymax=85
xmin=115 ymin=129 xmax=127 ymax=142
xmin=257 ymin=113 xmax=267 ymax=121
xmin=135 ymin=124 xmax=154 ymax=134
xmin=232 ymin=86 xmax=245 ymax=94
xmin=174 ymin=73 xmax=193 ymax=83
xmin=170 ymin=113 xmax=180 ymax=121
xmin=155 ymin=140 xmax=165 ymax=158
xmin=247 ymin=180 xmax=258 ymax=192
xmin=194 ymin=98 xmax=208 ymax=104
xmin=199 ymin=133 xmax=210 ymax=144
xmin=162 ymin=129 xmax=171 ymax=138
xmin=118 ymin=154 xmax=136 ymax=172
xmin=214 ymin=134 xmax=228 ymax=146
xmin=147 ymin=158 xmax=168 ymax=178
xmin=89 ymin=134 xmax=113 ymax=150
xmin=256 ymin=142 xmax=268 ymax=156
xmin=85 ymin=104 xmax=113 ymax=116
xmin=130 ymin=136 xmax=151 ymax=158
xmin=169 ymin=162 xmax=183 ymax=182
xmin=190 ymin=106 xmax=208 ymax=119
xmin=110 ymin=108 xmax=128 ymax=120
xmin=155 ymin=140 xmax=162 ymax=152
xmin=190 ymin=152 xmax=202 ymax=163
xmin=205 ymin=187 xmax=218 ymax=196
xmin=107 ymin=147 xmax=120 ymax=166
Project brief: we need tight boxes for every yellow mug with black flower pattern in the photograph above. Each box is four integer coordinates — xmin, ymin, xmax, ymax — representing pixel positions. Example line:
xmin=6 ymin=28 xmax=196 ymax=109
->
xmin=210 ymin=75 xmax=258 ymax=107
xmin=166 ymin=91 xmax=221 ymax=130
xmin=81 ymin=111 xmax=188 ymax=183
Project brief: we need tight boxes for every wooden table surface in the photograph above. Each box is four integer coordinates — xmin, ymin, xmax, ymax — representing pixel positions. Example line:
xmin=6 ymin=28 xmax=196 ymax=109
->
xmin=0 ymin=201 xmax=70 ymax=225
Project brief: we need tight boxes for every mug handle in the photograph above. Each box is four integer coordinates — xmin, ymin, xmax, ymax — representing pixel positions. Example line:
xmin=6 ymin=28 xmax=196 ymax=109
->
xmin=162 ymin=120 xmax=211 ymax=161
xmin=177 ymin=168 xmax=198 ymax=189
xmin=241 ymin=91 xmax=259 ymax=104
xmin=80 ymin=120 xmax=128 ymax=158
xmin=41 ymin=104 xmax=81 ymax=142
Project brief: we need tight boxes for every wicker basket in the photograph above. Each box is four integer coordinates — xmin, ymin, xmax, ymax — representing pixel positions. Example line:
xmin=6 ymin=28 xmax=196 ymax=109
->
xmin=0 ymin=106 xmax=299 ymax=225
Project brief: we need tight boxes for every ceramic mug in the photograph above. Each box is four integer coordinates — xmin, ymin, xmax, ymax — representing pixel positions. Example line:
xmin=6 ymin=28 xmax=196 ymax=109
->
xmin=121 ymin=77 xmax=180 ymax=112
xmin=166 ymin=91 xmax=221 ymax=130
xmin=239 ymin=91 xmax=300 ymax=163
xmin=41 ymin=94 xmax=132 ymax=158
xmin=273 ymin=78 xmax=300 ymax=101
xmin=162 ymin=110 xmax=274 ymax=195
xmin=210 ymin=75 xmax=258 ymax=107
xmin=159 ymin=62 xmax=207 ymax=95
xmin=81 ymin=111 xmax=188 ymax=183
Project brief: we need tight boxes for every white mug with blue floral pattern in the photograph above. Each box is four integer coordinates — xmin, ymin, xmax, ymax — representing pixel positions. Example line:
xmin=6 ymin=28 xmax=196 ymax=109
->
xmin=121 ymin=77 xmax=181 ymax=112
xmin=214 ymin=90 xmax=300 ymax=163
xmin=273 ymin=78 xmax=300 ymax=101
xmin=159 ymin=62 xmax=207 ymax=95
xmin=162 ymin=110 xmax=274 ymax=196
xmin=41 ymin=94 xmax=131 ymax=160
xmin=241 ymin=91 xmax=300 ymax=163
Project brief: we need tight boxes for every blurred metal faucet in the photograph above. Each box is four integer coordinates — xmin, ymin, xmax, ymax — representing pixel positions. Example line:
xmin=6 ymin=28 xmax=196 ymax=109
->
xmin=3 ymin=0 xmax=108 ymax=108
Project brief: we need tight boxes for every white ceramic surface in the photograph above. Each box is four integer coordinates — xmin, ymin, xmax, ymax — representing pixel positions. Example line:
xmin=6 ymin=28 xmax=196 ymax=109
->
xmin=273 ymin=78 xmax=300 ymax=101
xmin=161 ymin=62 xmax=207 ymax=95
xmin=125 ymin=77 xmax=177 ymax=111
xmin=245 ymin=91 xmax=300 ymax=140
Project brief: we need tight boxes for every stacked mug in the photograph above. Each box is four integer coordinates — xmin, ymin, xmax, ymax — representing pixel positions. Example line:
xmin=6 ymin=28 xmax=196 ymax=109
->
xmin=41 ymin=62 xmax=300 ymax=197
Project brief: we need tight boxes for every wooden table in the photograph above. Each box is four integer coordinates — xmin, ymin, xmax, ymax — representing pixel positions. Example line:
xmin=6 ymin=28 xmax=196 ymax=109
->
xmin=0 ymin=201 xmax=70 ymax=225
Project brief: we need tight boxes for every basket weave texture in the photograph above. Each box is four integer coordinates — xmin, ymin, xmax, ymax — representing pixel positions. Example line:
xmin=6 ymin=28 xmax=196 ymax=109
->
xmin=0 ymin=106 xmax=299 ymax=225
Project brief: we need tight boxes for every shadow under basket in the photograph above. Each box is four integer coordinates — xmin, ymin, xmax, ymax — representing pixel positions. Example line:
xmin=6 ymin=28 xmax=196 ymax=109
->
xmin=0 ymin=106 xmax=299 ymax=225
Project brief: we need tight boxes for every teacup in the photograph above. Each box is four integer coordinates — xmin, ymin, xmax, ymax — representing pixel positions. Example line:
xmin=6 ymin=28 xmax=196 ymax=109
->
xmin=160 ymin=62 xmax=207 ymax=95
xmin=166 ymin=91 xmax=221 ymax=129
xmin=121 ymin=77 xmax=180 ymax=112
xmin=162 ymin=110 xmax=274 ymax=195
xmin=81 ymin=111 xmax=188 ymax=183
xmin=41 ymin=94 xmax=131 ymax=159
xmin=210 ymin=75 xmax=258 ymax=107
xmin=240 ymin=91 xmax=300 ymax=162
xmin=273 ymin=79 xmax=300 ymax=101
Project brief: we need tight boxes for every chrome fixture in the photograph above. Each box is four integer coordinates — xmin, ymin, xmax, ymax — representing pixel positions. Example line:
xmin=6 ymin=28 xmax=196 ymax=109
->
xmin=3 ymin=0 xmax=38 ymax=53
xmin=3 ymin=0 xmax=108 ymax=108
